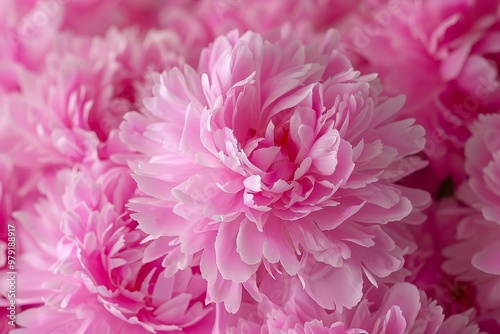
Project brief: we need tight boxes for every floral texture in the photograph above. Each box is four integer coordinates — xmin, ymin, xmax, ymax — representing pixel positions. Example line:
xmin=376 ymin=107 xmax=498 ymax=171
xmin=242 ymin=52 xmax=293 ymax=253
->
xmin=340 ymin=0 xmax=500 ymax=183
xmin=220 ymin=275 xmax=448 ymax=334
xmin=458 ymin=114 xmax=500 ymax=222
xmin=439 ymin=114 xmax=500 ymax=332
xmin=0 ymin=1 xmax=498 ymax=332
xmin=2 ymin=26 xmax=184 ymax=171
xmin=9 ymin=163 xmax=213 ymax=333
xmin=120 ymin=28 xmax=429 ymax=313
xmin=441 ymin=207 xmax=500 ymax=332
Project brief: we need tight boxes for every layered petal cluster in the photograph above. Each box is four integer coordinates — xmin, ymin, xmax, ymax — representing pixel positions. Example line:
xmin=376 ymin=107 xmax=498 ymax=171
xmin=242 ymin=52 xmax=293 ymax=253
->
xmin=10 ymin=163 xmax=213 ymax=333
xmin=439 ymin=204 xmax=500 ymax=332
xmin=2 ymin=27 xmax=184 ymax=170
xmin=120 ymin=28 xmax=429 ymax=313
xmin=458 ymin=114 xmax=500 ymax=222
xmin=438 ymin=114 xmax=500 ymax=332
xmin=220 ymin=275 xmax=451 ymax=334
xmin=340 ymin=0 xmax=500 ymax=183
xmin=2 ymin=1 xmax=499 ymax=332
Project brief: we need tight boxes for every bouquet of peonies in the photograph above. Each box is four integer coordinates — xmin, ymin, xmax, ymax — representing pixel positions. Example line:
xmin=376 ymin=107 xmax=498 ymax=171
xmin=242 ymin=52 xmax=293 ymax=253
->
xmin=1 ymin=0 xmax=499 ymax=333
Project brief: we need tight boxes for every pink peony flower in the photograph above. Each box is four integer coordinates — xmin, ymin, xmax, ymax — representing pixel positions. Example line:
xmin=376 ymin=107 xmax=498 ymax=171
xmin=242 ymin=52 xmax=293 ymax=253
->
xmin=440 ymin=201 xmax=500 ymax=332
xmin=340 ymin=0 xmax=500 ymax=184
xmin=458 ymin=113 xmax=500 ymax=223
xmin=440 ymin=114 xmax=500 ymax=332
xmin=10 ymin=162 xmax=214 ymax=333
xmin=347 ymin=283 xmax=445 ymax=334
xmin=120 ymin=28 xmax=429 ymax=313
xmin=2 ymin=27 xmax=184 ymax=171
xmin=220 ymin=275 xmax=448 ymax=334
